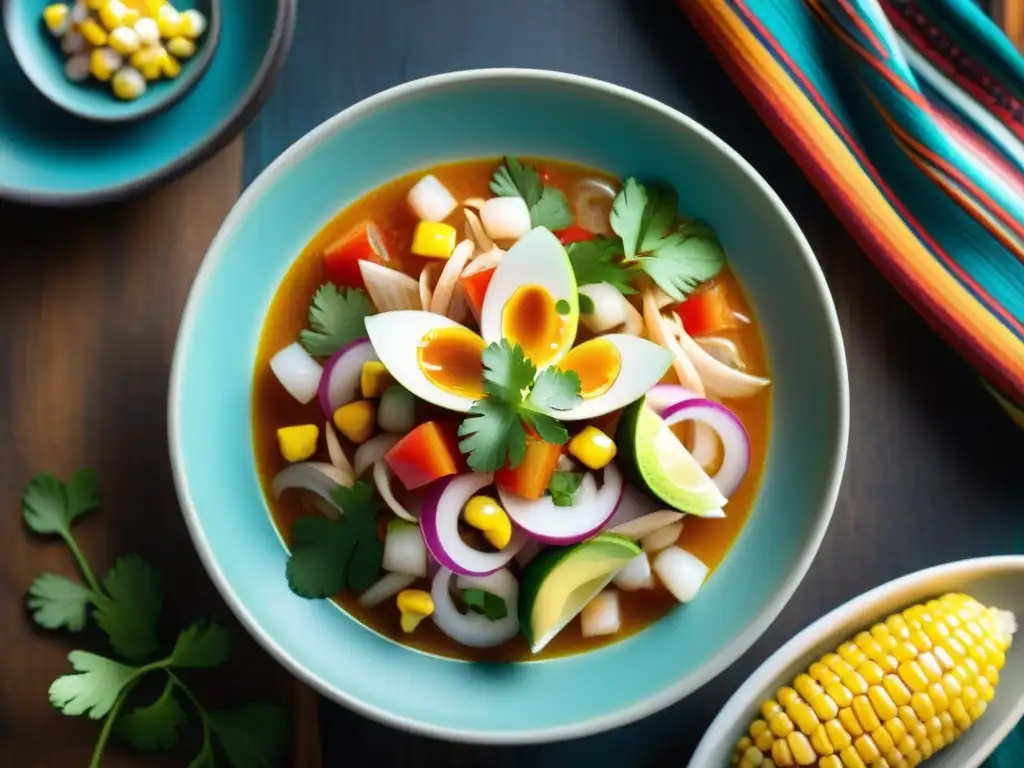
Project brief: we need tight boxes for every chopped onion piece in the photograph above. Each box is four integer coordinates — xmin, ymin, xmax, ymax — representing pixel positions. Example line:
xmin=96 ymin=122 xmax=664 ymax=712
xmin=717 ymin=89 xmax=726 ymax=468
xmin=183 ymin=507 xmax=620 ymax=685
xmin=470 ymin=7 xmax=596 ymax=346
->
xmin=383 ymin=519 xmax=427 ymax=576
xmin=354 ymin=433 xmax=401 ymax=477
xmin=572 ymin=178 xmax=616 ymax=236
xmin=579 ymin=283 xmax=629 ymax=334
xmin=613 ymin=553 xmax=654 ymax=591
xmin=667 ymin=314 xmax=769 ymax=399
xmin=270 ymin=343 xmax=322 ymax=405
xmin=378 ymin=385 xmax=416 ymax=434
xmin=641 ymin=521 xmax=683 ymax=554
xmin=408 ymin=175 xmax=457 ymax=222
xmin=464 ymin=207 xmax=495 ymax=252
xmin=430 ymin=240 xmax=475 ymax=317
xmin=271 ymin=462 xmax=351 ymax=517
xmin=481 ymin=197 xmax=531 ymax=241
xmin=317 ymin=338 xmax=379 ymax=418
xmin=360 ymin=261 xmax=420 ymax=313
xmin=419 ymin=262 xmax=440 ymax=311
xmin=431 ymin=567 xmax=520 ymax=647
xmin=608 ymin=510 xmax=684 ymax=540
xmin=653 ymin=546 xmax=709 ymax=603
xmin=373 ymin=461 xmax=418 ymax=522
xmin=324 ymin=422 xmax=354 ymax=477
xmin=359 ymin=572 xmax=416 ymax=608
xmin=580 ymin=590 xmax=621 ymax=637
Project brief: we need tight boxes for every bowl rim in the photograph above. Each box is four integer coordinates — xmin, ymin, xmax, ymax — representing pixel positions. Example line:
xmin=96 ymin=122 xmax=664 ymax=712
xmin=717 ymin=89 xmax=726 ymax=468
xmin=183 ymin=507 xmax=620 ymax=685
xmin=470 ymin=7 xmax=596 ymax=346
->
xmin=0 ymin=0 xmax=295 ymax=206
xmin=687 ymin=555 xmax=1024 ymax=767
xmin=168 ymin=67 xmax=851 ymax=744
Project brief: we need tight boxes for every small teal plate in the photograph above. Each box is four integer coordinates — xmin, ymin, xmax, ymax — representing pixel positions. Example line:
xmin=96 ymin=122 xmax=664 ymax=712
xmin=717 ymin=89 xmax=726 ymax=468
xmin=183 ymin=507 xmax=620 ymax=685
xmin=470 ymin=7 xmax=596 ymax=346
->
xmin=0 ymin=0 xmax=293 ymax=205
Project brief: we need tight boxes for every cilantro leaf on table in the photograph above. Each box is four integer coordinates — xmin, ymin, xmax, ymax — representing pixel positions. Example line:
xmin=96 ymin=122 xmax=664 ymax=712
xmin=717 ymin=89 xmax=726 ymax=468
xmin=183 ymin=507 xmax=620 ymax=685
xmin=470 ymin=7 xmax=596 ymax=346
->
xmin=28 ymin=573 xmax=93 ymax=631
xmin=489 ymin=157 xmax=574 ymax=230
xmin=22 ymin=468 xmax=98 ymax=537
xmin=170 ymin=621 xmax=233 ymax=668
xmin=567 ymin=237 xmax=638 ymax=295
xmin=93 ymin=555 xmax=162 ymax=661
xmin=299 ymin=283 xmax=374 ymax=357
xmin=115 ymin=680 xmax=188 ymax=752
xmin=207 ymin=702 xmax=288 ymax=768
xmin=548 ymin=471 xmax=584 ymax=507
xmin=459 ymin=397 xmax=527 ymax=473
xmin=49 ymin=651 xmax=137 ymax=719
xmin=461 ymin=588 xmax=508 ymax=620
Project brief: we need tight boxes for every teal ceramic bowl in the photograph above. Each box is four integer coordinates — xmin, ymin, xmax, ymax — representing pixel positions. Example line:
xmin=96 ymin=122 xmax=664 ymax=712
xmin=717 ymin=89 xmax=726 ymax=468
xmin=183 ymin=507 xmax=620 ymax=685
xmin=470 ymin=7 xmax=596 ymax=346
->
xmin=170 ymin=69 xmax=850 ymax=744
xmin=4 ymin=0 xmax=221 ymax=123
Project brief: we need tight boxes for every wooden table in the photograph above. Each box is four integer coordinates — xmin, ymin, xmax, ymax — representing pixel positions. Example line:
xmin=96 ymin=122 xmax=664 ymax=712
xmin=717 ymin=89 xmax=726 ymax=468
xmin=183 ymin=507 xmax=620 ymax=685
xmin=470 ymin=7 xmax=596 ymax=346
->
xmin=1 ymin=2 xmax=1022 ymax=766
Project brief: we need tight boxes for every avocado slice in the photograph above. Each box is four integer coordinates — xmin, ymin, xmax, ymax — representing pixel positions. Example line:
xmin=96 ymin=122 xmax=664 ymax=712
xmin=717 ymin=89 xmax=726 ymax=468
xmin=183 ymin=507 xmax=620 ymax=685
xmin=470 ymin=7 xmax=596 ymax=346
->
xmin=519 ymin=534 xmax=641 ymax=653
xmin=616 ymin=397 xmax=727 ymax=516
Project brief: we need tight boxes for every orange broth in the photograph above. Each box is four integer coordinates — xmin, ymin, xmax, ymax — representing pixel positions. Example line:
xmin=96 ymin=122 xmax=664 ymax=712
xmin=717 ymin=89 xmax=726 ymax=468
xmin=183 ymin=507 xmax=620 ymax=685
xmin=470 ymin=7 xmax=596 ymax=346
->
xmin=252 ymin=158 xmax=771 ymax=662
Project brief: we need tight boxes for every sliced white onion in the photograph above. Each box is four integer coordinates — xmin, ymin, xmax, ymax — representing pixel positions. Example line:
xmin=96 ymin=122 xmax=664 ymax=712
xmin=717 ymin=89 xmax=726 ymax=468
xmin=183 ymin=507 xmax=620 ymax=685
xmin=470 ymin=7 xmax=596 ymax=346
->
xmin=481 ymin=197 xmax=531 ymax=241
xmin=643 ymin=290 xmax=704 ymax=395
xmin=613 ymin=552 xmax=654 ymax=591
xmin=644 ymin=386 xmax=722 ymax=473
xmin=662 ymin=398 xmax=751 ymax=497
xmin=271 ymin=462 xmax=351 ymax=517
xmin=579 ymin=283 xmax=629 ymax=334
xmin=324 ymin=422 xmax=354 ymax=477
xmin=572 ymin=178 xmax=616 ymax=236
xmin=419 ymin=262 xmax=440 ymax=311
xmin=378 ymin=385 xmax=416 ymax=434
xmin=431 ymin=567 xmax=520 ymax=647
xmin=383 ymin=519 xmax=427 ymax=576
xmin=270 ymin=343 xmax=322 ymax=405
xmin=373 ymin=461 xmax=418 ymax=523
xmin=603 ymin=483 xmax=662 ymax=531
xmin=447 ymin=284 xmax=472 ymax=324
xmin=642 ymin=521 xmax=683 ymax=554
xmin=645 ymin=384 xmax=699 ymax=416
xmin=420 ymin=473 xmax=526 ymax=576
xmin=653 ymin=546 xmax=709 ymax=603
xmin=499 ymin=464 xmax=623 ymax=544
xmin=430 ymin=240 xmax=475 ymax=317
xmin=667 ymin=315 xmax=770 ymax=399
xmin=360 ymin=261 xmax=421 ymax=313
xmin=461 ymin=246 xmax=504 ymax=276
xmin=354 ymin=433 xmax=401 ymax=477
xmin=408 ymin=175 xmax=457 ymax=222
xmin=695 ymin=336 xmax=747 ymax=371
xmin=317 ymin=338 xmax=379 ymax=418
xmin=608 ymin=510 xmax=684 ymax=540
xmin=462 ymin=197 xmax=487 ymax=210
xmin=515 ymin=539 xmax=544 ymax=568
xmin=580 ymin=590 xmax=621 ymax=637
xmin=359 ymin=572 xmax=416 ymax=608
xmin=463 ymin=207 xmax=495 ymax=252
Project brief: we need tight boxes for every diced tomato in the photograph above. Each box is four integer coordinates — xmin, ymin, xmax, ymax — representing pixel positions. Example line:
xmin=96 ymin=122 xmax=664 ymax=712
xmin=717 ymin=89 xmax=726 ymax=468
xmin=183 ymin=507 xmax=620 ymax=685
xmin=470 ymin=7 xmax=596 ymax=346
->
xmin=495 ymin=437 xmax=562 ymax=501
xmin=385 ymin=422 xmax=465 ymax=490
xmin=460 ymin=266 xmax=495 ymax=318
xmin=323 ymin=221 xmax=392 ymax=288
xmin=539 ymin=169 xmax=551 ymax=184
xmin=675 ymin=282 xmax=741 ymax=336
xmin=554 ymin=224 xmax=596 ymax=245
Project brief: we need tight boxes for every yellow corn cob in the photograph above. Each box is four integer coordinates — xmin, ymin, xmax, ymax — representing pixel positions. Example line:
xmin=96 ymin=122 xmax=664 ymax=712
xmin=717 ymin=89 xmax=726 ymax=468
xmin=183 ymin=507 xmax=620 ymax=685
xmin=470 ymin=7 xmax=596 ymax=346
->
xmin=732 ymin=593 xmax=1016 ymax=768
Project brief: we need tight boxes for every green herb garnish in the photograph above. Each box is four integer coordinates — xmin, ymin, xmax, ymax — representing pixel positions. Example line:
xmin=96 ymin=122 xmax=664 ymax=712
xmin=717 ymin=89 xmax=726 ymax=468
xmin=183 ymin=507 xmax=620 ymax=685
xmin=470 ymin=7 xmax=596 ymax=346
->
xmin=567 ymin=236 xmax=638 ymax=295
xmin=578 ymin=293 xmax=596 ymax=314
xmin=285 ymin=481 xmax=383 ymax=598
xmin=610 ymin=178 xmax=725 ymax=300
xmin=548 ymin=471 xmax=585 ymax=507
xmin=299 ymin=283 xmax=375 ymax=357
xmin=461 ymin=589 xmax=508 ymax=620
xmin=457 ymin=341 xmax=582 ymax=472
xmin=22 ymin=470 xmax=286 ymax=768
xmin=490 ymin=157 xmax=574 ymax=230
xmin=554 ymin=299 xmax=571 ymax=315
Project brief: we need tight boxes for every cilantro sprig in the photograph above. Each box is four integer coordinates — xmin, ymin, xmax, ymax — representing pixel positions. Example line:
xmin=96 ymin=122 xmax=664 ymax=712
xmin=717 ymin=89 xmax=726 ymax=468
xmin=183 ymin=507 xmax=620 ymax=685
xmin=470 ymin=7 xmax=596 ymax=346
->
xmin=610 ymin=178 xmax=725 ymax=300
xmin=285 ymin=481 xmax=383 ymax=599
xmin=548 ymin=471 xmax=585 ymax=507
xmin=490 ymin=157 xmax=574 ymax=230
xmin=461 ymin=589 xmax=508 ymax=621
xmin=457 ymin=341 xmax=582 ymax=472
xmin=299 ymin=283 xmax=375 ymax=357
xmin=22 ymin=470 xmax=286 ymax=768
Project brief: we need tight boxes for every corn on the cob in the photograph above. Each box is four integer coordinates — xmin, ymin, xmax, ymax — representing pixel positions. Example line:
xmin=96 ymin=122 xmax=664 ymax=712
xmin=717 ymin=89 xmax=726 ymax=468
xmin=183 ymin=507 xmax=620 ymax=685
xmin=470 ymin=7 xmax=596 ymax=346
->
xmin=732 ymin=593 xmax=1016 ymax=768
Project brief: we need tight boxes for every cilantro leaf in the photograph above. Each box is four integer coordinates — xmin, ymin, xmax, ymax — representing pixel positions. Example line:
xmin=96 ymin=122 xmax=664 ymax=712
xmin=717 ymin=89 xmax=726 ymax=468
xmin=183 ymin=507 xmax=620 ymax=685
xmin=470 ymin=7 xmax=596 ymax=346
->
xmin=638 ymin=183 xmax=678 ymax=253
xmin=115 ymin=679 xmax=187 ymax=751
xmin=94 ymin=555 xmax=162 ymax=661
xmin=555 ymin=299 xmax=571 ymax=315
xmin=22 ymin=469 xmax=98 ymax=536
xmin=28 ymin=573 xmax=93 ymax=631
xmin=347 ymin=534 xmax=383 ymax=593
xmin=530 ymin=185 xmax=573 ymax=230
xmin=170 ymin=621 xmax=233 ymax=668
xmin=567 ymin=237 xmax=637 ymax=295
xmin=610 ymin=177 xmax=648 ymax=260
xmin=526 ymin=367 xmax=582 ymax=413
xmin=330 ymin=480 xmax=380 ymax=528
xmin=522 ymin=412 xmax=569 ymax=445
xmin=285 ymin=517 xmax=356 ymax=599
xmin=188 ymin=741 xmax=217 ymax=768
xmin=490 ymin=157 xmax=543 ymax=207
xmin=637 ymin=233 xmax=725 ymax=301
xmin=548 ymin=471 xmax=584 ymax=507
xmin=461 ymin=588 xmax=508 ymax=620
xmin=299 ymin=284 xmax=374 ymax=357
xmin=458 ymin=398 xmax=527 ymax=472
xmin=49 ymin=651 xmax=137 ymax=719
xmin=481 ymin=340 xmax=534 ymax=404
xmin=207 ymin=702 xmax=288 ymax=768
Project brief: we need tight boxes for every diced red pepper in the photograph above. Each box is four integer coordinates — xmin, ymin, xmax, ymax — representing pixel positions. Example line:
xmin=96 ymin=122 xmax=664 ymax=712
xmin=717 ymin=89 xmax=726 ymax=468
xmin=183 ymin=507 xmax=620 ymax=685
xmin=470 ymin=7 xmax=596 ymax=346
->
xmin=460 ymin=266 xmax=496 ymax=318
xmin=385 ymin=422 xmax=465 ymax=490
xmin=675 ymin=282 xmax=741 ymax=336
xmin=554 ymin=224 xmax=596 ymax=245
xmin=323 ymin=221 xmax=392 ymax=289
xmin=495 ymin=437 xmax=562 ymax=501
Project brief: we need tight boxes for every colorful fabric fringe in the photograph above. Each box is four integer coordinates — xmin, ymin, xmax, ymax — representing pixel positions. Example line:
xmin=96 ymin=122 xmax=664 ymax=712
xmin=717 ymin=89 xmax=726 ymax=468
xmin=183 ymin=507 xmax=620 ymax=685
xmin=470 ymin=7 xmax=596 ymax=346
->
xmin=681 ymin=0 xmax=1024 ymax=426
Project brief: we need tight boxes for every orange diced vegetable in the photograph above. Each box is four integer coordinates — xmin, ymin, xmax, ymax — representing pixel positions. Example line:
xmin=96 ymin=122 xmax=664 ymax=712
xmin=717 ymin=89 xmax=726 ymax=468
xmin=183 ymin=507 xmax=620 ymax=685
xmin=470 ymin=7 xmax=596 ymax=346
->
xmin=323 ymin=221 xmax=392 ymax=289
xmin=460 ymin=266 xmax=495 ymax=318
xmin=495 ymin=437 xmax=562 ymax=500
xmin=385 ymin=421 xmax=464 ymax=490
xmin=675 ymin=282 xmax=741 ymax=336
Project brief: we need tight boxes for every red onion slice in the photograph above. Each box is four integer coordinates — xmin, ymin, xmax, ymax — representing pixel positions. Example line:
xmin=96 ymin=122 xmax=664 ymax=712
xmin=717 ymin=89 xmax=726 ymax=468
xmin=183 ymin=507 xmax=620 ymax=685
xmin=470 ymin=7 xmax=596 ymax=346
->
xmin=661 ymin=398 xmax=751 ymax=497
xmin=317 ymin=338 xmax=379 ymax=418
xmin=498 ymin=463 xmax=624 ymax=544
xmin=644 ymin=386 xmax=720 ymax=475
xmin=420 ymin=473 xmax=526 ymax=576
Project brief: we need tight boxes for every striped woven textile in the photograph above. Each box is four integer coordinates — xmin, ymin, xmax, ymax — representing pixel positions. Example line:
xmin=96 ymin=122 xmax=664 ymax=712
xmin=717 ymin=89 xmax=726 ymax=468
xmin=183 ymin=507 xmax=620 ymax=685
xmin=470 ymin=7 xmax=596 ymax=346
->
xmin=681 ymin=0 xmax=1024 ymax=429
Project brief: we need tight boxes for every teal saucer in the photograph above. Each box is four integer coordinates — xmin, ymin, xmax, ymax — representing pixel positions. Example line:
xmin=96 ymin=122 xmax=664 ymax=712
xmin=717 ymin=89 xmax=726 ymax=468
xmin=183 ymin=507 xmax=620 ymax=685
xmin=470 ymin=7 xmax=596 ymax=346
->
xmin=0 ymin=0 xmax=293 ymax=205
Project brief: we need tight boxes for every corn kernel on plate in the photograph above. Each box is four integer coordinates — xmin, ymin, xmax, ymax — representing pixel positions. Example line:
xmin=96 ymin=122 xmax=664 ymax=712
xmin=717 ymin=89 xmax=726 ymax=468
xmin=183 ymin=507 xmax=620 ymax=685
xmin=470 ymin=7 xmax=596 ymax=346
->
xmin=689 ymin=557 xmax=1024 ymax=768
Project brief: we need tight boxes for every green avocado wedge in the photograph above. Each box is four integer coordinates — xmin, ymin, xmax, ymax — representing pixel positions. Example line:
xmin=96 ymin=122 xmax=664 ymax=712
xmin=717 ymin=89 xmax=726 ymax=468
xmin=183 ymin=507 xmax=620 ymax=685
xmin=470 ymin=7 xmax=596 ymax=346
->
xmin=616 ymin=397 xmax=728 ymax=516
xmin=519 ymin=534 xmax=641 ymax=653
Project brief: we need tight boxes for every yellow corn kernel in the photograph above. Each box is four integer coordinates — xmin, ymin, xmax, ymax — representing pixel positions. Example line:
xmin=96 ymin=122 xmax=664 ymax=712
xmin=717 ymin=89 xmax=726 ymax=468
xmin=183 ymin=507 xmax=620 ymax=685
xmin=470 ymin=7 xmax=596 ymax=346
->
xmin=99 ymin=0 xmax=130 ymax=29
xmin=396 ymin=589 xmax=433 ymax=633
xmin=157 ymin=47 xmax=181 ymax=78
xmin=839 ymin=745 xmax=866 ymax=768
xmin=867 ymin=686 xmax=898 ymax=722
xmin=771 ymin=738 xmax=794 ymax=766
xmin=762 ymin=701 xmax=783 ymax=720
xmin=825 ymin=719 xmax=853 ymax=751
xmin=751 ymin=720 xmax=774 ymax=752
xmin=276 ymin=424 xmax=319 ymax=463
xmin=770 ymin=712 xmax=795 ymax=737
xmin=130 ymin=46 xmax=162 ymax=80
xmin=89 ymin=47 xmax=122 ymax=81
xmin=786 ymin=731 xmax=816 ymax=765
xmin=411 ymin=221 xmax=457 ymax=258
xmin=838 ymin=707 xmax=863 ymax=737
xmin=871 ymin=724 xmax=895 ymax=753
xmin=883 ymin=674 xmax=912 ymax=706
xmin=853 ymin=733 xmax=880 ymax=763
xmin=134 ymin=16 xmax=160 ymax=46
xmin=884 ymin=717 xmax=907 ymax=744
xmin=809 ymin=724 xmax=834 ymax=756
xmin=108 ymin=25 xmax=141 ymax=55
xmin=360 ymin=361 xmax=393 ymax=399
xmin=825 ymin=681 xmax=854 ymax=708
xmin=852 ymin=695 xmax=881 ymax=732
xmin=333 ymin=400 xmax=376 ymax=444
xmin=80 ymin=17 xmax=109 ymax=46
xmin=155 ymin=4 xmax=182 ymax=37
xmin=857 ymin=660 xmax=884 ymax=686
xmin=568 ymin=426 xmax=617 ymax=470
xmin=143 ymin=0 xmax=166 ymax=14
xmin=820 ymin=757 xmax=843 ymax=768
xmin=179 ymin=8 xmax=207 ymax=37
xmin=462 ymin=495 xmax=512 ymax=550
xmin=165 ymin=35 xmax=195 ymax=58
xmin=111 ymin=66 xmax=146 ymax=100
xmin=87 ymin=0 xmax=109 ymax=9
xmin=42 ymin=4 xmax=70 ymax=36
